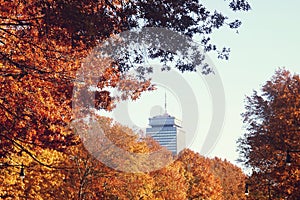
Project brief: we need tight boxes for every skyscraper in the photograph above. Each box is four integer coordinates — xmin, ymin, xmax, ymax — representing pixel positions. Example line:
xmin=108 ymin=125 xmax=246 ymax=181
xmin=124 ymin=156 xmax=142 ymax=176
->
xmin=146 ymin=94 xmax=185 ymax=154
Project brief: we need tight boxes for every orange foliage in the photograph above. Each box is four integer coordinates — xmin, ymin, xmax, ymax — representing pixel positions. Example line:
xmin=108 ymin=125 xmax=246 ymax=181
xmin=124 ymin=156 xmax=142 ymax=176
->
xmin=209 ymin=157 xmax=246 ymax=200
xmin=1 ymin=118 xmax=247 ymax=199
xmin=238 ymin=69 xmax=300 ymax=199
xmin=0 ymin=0 xmax=153 ymax=158
xmin=177 ymin=149 xmax=223 ymax=199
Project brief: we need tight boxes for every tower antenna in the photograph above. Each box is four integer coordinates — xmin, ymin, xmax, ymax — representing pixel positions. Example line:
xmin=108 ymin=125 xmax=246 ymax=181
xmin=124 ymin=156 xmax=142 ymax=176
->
xmin=164 ymin=91 xmax=167 ymax=114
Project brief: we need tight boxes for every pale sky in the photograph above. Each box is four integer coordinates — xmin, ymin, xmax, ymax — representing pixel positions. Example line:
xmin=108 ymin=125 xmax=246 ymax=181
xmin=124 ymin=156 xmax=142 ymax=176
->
xmin=202 ymin=0 xmax=300 ymax=165
xmin=99 ymin=0 xmax=300 ymax=167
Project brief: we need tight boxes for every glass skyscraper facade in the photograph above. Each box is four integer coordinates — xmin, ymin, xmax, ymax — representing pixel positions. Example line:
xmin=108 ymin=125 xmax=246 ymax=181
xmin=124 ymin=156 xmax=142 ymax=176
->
xmin=146 ymin=113 xmax=185 ymax=155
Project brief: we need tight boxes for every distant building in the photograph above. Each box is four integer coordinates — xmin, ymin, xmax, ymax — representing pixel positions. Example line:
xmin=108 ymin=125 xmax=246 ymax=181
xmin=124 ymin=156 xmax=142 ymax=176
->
xmin=146 ymin=112 xmax=185 ymax=155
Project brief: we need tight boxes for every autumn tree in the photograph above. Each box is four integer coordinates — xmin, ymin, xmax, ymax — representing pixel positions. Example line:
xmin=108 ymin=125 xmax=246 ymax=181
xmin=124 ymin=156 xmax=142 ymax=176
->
xmin=0 ymin=0 xmax=151 ymax=159
xmin=0 ymin=116 xmax=156 ymax=200
xmin=63 ymin=117 xmax=247 ymax=200
xmin=0 ymin=147 xmax=72 ymax=199
xmin=60 ymin=116 xmax=172 ymax=199
xmin=0 ymin=139 xmax=123 ymax=200
xmin=177 ymin=149 xmax=223 ymax=200
xmin=1 ymin=0 xmax=250 ymax=159
xmin=1 ymin=124 xmax=248 ymax=200
xmin=237 ymin=69 xmax=300 ymax=199
xmin=64 ymin=116 xmax=176 ymax=200
xmin=150 ymin=161 xmax=188 ymax=200
xmin=209 ymin=157 xmax=246 ymax=200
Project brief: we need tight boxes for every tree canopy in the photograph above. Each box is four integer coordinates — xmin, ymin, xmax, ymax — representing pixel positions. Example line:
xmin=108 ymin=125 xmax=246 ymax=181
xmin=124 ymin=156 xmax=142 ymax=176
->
xmin=1 ymin=0 xmax=250 ymax=159
xmin=237 ymin=68 xmax=300 ymax=199
xmin=1 ymin=117 xmax=247 ymax=199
